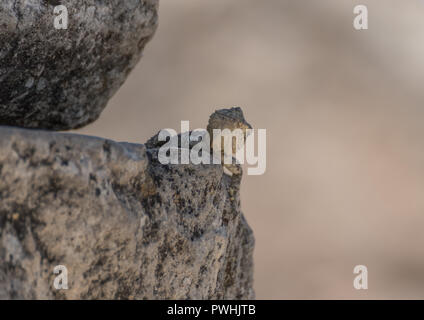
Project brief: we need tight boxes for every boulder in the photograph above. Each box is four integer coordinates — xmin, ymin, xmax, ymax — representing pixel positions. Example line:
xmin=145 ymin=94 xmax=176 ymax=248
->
xmin=0 ymin=0 xmax=158 ymax=130
xmin=0 ymin=126 xmax=255 ymax=299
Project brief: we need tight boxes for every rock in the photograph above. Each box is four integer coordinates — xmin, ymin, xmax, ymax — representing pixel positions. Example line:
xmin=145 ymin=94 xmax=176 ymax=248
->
xmin=0 ymin=0 xmax=158 ymax=130
xmin=0 ymin=126 xmax=255 ymax=299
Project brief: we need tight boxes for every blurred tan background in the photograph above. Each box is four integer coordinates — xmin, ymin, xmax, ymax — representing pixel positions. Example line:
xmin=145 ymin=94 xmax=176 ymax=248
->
xmin=75 ymin=0 xmax=424 ymax=299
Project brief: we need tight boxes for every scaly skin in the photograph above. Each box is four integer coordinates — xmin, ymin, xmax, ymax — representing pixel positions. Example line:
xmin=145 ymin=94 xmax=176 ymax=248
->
xmin=207 ymin=107 xmax=252 ymax=176
xmin=146 ymin=107 xmax=252 ymax=177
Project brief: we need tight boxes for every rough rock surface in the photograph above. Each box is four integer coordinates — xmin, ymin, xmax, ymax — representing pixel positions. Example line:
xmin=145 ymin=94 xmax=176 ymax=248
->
xmin=0 ymin=0 xmax=158 ymax=130
xmin=0 ymin=126 xmax=255 ymax=299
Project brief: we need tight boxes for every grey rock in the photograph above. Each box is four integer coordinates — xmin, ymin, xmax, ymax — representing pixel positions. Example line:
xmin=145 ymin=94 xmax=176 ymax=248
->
xmin=0 ymin=0 xmax=158 ymax=130
xmin=0 ymin=126 xmax=255 ymax=299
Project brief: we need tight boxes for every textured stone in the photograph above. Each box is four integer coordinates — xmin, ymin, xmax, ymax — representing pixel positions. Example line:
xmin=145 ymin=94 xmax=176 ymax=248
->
xmin=0 ymin=0 xmax=158 ymax=130
xmin=0 ymin=126 xmax=255 ymax=299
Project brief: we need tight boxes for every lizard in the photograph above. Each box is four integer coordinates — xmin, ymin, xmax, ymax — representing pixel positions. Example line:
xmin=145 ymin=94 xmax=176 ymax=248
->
xmin=206 ymin=107 xmax=252 ymax=177
xmin=146 ymin=107 xmax=252 ymax=177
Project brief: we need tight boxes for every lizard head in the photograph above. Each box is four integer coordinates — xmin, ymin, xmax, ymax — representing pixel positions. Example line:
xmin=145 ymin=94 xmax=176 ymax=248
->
xmin=207 ymin=107 xmax=252 ymax=136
